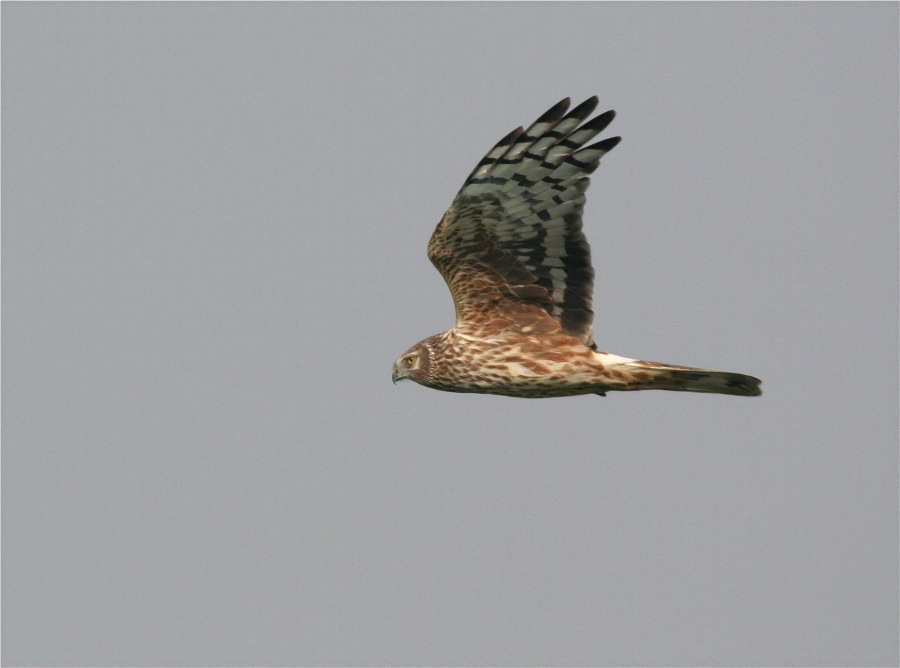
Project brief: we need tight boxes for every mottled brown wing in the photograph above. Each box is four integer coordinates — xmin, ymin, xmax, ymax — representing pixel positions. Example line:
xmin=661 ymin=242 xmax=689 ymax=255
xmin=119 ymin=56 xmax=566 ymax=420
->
xmin=427 ymin=97 xmax=620 ymax=346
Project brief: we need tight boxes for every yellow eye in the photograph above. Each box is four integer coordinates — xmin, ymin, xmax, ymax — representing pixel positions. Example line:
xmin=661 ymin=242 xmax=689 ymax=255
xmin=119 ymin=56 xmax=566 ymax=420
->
xmin=405 ymin=356 xmax=416 ymax=366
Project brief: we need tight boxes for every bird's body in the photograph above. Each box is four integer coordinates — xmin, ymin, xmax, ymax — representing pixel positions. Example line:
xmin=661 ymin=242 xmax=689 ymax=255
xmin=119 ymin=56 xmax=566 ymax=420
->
xmin=393 ymin=97 xmax=761 ymax=398
xmin=408 ymin=330 xmax=759 ymax=398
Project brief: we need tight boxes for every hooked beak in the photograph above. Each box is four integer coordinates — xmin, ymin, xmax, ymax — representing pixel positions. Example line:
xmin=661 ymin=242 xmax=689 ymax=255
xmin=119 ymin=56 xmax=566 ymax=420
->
xmin=392 ymin=366 xmax=400 ymax=385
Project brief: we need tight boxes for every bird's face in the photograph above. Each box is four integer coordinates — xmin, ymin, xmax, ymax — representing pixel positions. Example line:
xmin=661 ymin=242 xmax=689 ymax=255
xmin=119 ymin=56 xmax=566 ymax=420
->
xmin=392 ymin=344 xmax=428 ymax=385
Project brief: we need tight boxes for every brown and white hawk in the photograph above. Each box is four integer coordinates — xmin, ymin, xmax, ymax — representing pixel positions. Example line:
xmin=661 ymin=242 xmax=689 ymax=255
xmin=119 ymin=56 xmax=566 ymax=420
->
xmin=392 ymin=97 xmax=761 ymax=398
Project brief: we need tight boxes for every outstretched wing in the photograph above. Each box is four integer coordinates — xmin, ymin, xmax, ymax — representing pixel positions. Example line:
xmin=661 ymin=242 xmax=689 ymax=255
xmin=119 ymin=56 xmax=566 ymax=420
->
xmin=427 ymin=97 xmax=620 ymax=346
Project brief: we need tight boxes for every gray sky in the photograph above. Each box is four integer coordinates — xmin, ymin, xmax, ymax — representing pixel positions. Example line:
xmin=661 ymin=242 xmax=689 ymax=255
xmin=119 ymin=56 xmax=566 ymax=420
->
xmin=4 ymin=3 xmax=897 ymax=666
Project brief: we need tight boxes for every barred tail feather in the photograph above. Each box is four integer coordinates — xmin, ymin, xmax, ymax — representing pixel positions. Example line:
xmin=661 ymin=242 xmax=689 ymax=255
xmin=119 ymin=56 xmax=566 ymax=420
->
xmin=615 ymin=360 xmax=762 ymax=397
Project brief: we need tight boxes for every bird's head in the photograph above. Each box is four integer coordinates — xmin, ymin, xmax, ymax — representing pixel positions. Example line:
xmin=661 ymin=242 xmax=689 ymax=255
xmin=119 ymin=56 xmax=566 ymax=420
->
xmin=392 ymin=340 xmax=431 ymax=385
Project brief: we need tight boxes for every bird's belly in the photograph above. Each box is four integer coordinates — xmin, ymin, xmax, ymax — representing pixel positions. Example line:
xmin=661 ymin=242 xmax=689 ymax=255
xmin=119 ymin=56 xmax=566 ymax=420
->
xmin=430 ymin=342 xmax=608 ymax=397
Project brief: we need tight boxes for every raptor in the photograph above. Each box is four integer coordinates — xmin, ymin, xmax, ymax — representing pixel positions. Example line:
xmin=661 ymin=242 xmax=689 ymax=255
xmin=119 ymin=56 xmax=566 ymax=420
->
xmin=392 ymin=97 xmax=761 ymax=398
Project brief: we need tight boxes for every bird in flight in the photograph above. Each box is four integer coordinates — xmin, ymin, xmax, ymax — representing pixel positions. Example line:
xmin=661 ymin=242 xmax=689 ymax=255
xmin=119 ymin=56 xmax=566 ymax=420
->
xmin=392 ymin=97 xmax=761 ymax=398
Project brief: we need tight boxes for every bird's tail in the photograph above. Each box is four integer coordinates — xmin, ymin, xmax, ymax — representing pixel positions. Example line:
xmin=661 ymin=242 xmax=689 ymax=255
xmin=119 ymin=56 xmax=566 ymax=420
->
xmin=609 ymin=359 xmax=762 ymax=397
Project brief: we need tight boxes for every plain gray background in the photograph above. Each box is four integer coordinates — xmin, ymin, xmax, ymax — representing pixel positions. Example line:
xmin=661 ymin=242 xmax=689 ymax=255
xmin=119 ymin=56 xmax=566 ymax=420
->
xmin=3 ymin=3 xmax=897 ymax=666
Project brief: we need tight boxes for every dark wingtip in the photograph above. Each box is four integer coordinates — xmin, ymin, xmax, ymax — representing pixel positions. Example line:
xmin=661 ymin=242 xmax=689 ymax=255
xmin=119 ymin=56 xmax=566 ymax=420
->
xmin=592 ymin=136 xmax=622 ymax=152
xmin=535 ymin=97 xmax=571 ymax=125
xmin=579 ymin=109 xmax=617 ymax=135
xmin=496 ymin=126 xmax=525 ymax=148
xmin=566 ymin=96 xmax=600 ymax=121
